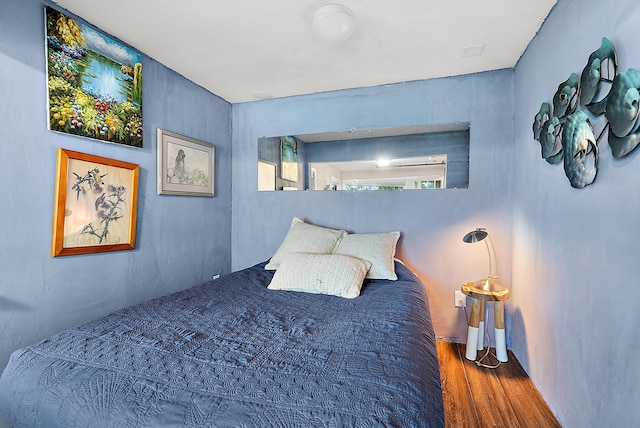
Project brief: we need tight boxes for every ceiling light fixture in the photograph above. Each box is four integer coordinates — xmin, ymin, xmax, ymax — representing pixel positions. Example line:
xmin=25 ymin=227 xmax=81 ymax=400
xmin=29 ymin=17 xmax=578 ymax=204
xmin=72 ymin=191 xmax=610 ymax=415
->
xmin=311 ymin=4 xmax=356 ymax=43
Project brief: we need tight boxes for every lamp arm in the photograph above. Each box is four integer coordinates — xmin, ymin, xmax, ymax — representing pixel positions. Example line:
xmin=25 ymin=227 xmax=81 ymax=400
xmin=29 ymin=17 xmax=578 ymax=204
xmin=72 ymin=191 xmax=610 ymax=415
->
xmin=484 ymin=235 xmax=498 ymax=279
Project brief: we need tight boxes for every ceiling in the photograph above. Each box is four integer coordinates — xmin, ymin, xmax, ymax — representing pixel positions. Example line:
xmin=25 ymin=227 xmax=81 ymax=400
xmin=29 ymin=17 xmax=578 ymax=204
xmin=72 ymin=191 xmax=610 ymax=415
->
xmin=52 ymin=0 xmax=557 ymax=103
xmin=295 ymin=122 xmax=469 ymax=142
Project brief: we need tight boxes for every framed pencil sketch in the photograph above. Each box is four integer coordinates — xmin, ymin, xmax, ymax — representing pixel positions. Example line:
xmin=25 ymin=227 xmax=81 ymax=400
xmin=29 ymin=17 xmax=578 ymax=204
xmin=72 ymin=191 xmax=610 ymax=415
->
xmin=157 ymin=129 xmax=215 ymax=196
xmin=45 ymin=7 xmax=143 ymax=147
xmin=51 ymin=148 xmax=139 ymax=257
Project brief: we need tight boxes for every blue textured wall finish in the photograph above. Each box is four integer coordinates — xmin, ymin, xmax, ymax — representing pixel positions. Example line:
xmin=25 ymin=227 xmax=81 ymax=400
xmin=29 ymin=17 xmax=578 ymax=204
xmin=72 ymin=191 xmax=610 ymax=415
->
xmin=0 ymin=0 xmax=233 ymax=404
xmin=513 ymin=0 xmax=640 ymax=426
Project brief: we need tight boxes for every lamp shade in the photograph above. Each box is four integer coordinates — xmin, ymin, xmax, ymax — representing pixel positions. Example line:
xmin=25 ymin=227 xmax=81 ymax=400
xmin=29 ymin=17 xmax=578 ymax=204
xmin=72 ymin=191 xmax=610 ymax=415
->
xmin=462 ymin=228 xmax=488 ymax=244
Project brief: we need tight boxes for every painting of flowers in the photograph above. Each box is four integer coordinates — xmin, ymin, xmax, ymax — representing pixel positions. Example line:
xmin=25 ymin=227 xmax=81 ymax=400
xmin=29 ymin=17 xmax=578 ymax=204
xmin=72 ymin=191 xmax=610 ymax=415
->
xmin=45 ymin=7 xmax=143 ymax=147
xmin=52 ymin=149 xmax=139 ymax=257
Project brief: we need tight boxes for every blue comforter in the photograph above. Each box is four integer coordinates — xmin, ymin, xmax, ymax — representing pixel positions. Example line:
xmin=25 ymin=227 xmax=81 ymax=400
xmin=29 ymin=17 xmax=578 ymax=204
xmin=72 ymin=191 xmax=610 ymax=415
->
xmin=0 ymin=262 xmax=443 ymax=427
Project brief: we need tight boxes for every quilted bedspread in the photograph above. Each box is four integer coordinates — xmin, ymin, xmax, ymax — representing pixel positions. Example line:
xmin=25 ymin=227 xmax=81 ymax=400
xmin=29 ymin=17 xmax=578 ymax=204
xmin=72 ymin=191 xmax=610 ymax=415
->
xmin=0 ymin=262 xmax=444 ymax=427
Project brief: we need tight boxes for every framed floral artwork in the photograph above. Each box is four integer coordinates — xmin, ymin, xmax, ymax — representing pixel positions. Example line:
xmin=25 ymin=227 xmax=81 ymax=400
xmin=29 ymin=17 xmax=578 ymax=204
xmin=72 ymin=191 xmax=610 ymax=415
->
xmin=51 ymin=148 xmax=139 ymax=257
xmin=157 ymin=129 xmax=215 ymax=197
xmin=45 ymin=7 xmax=143 ymax=147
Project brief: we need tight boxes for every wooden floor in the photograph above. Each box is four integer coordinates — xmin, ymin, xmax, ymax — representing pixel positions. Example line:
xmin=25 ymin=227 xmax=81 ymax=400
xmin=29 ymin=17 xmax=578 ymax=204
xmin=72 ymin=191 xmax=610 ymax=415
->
xmin=437 ymin=341 xmax=561 ymax=428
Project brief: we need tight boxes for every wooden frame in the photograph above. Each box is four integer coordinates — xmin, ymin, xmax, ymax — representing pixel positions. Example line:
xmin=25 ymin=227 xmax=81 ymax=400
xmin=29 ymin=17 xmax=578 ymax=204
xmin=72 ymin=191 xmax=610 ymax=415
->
xmin=157 ymin=129 xmax=215 ymax=197
xmin=51 ymin=148 xmax=139 ymax=257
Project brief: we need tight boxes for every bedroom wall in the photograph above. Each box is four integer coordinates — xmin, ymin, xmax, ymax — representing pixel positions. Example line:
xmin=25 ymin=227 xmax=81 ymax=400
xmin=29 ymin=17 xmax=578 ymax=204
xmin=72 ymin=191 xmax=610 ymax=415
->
xmin=512 ymin=0 xmax=640 ymax=425
xmin=0 ymin=0 xmax=232 ymax=392
xmin=231 ymin=70 xmax=515 ymax=347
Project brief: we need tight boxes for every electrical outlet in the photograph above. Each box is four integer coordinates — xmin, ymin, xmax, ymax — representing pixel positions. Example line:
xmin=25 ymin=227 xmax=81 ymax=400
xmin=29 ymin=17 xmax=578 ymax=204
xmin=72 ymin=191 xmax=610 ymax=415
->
xmin=212 ymin=273 xmax=220 ymax=280
xmin=454 ymin=290 xmax=466 ymax=308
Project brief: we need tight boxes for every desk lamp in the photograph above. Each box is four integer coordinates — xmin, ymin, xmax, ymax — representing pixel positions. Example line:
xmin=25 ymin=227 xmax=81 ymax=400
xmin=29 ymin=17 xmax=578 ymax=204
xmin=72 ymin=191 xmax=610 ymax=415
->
xmin=462 ymin=228 xmax=509 ymax=362
xmin=462 ymin=228 xmax=504 ymax=286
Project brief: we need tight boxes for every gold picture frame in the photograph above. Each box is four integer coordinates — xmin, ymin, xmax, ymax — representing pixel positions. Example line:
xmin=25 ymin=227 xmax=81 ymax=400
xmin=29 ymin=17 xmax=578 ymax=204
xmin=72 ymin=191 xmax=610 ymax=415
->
xmin=51 ymin=148 xmax=139 ymax=257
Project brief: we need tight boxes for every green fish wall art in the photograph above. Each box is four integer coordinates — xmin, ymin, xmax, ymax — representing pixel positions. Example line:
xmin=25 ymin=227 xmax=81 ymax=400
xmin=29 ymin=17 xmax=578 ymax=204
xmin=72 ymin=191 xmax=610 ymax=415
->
xmin=532 ymin=38 xmax=640 ymax=188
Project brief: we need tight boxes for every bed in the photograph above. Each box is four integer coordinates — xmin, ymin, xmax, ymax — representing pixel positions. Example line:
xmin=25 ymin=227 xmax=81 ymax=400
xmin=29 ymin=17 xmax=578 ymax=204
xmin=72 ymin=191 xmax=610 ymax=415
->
xmin=0 ymin=220 xmax=444 ymax=427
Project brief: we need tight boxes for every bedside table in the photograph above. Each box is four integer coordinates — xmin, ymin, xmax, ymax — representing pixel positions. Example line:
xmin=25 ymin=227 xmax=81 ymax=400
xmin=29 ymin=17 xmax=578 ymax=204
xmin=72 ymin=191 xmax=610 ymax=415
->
xmin=461 ymin=279 xmax=510 ymax=362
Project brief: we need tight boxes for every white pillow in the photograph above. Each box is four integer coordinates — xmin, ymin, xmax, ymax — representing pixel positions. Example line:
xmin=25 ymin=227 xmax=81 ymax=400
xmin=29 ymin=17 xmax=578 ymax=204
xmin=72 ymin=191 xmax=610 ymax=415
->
xmin=265 ymin=217 xmax=347 ymax=270
xmin=332 ymin=231 xmax=400 ymax=280
xmin=268 ymin=253 xmax=371 ymax=298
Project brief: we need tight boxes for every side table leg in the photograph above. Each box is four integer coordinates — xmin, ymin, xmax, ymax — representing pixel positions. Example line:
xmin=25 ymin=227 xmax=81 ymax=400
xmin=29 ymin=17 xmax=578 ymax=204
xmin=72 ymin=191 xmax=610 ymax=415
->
xmin=494 ymin=301 xmax=508 ymax=362
xmin=465 ymin=298 xmax=481 ymax=360
xmin=477 ymin=300 xmax=485 ymax=350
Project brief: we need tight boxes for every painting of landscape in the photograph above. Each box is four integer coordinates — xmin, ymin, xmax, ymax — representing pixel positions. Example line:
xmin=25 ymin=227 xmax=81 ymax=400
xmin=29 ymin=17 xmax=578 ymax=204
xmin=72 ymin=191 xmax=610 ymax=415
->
xmin=45 ymin=7 xmax=143 ymax=147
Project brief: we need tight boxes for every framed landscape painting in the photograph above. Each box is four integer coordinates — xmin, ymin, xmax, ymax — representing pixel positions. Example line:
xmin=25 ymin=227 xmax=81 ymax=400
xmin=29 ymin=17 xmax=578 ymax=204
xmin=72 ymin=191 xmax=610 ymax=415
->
xmin=45 ymin=7 xmax=143 ymax=147
xmin=51 ymin=148 xmax=139 ymax=257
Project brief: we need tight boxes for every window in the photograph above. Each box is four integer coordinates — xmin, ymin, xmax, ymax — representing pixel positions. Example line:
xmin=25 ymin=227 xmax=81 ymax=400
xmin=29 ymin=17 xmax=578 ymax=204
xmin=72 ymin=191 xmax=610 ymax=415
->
xmin=420 ymin=179 xmax=442 ymax=189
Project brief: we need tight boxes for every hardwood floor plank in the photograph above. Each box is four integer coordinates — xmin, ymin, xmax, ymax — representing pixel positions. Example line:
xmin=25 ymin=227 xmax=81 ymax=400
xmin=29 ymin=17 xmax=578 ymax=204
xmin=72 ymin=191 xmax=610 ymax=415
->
xmin=438 ymin=341 xmax=479 ymax=427
xmin=493 ymin=351 xmax=562 ymax=428
xmin=437 ymin=341 xmax=561 ymax=428
xmin=462 ymin=354 xmax=520 ymax=427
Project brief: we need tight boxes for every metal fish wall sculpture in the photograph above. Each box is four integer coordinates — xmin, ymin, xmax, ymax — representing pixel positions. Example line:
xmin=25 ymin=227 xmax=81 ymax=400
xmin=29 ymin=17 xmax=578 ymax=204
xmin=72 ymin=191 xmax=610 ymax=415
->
xmin=532 ymin=38 xmax=640 ymax=188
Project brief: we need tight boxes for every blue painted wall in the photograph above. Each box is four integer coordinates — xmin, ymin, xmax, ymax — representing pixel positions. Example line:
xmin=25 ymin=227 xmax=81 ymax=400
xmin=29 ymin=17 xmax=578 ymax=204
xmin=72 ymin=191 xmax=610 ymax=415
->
xmin=232 ymin=71 xmax=515 ymax=348
xmin=513 ymin=0 xmax=640 ymax=425
xmin=0 ymin=0 xmax=232 ymax=404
